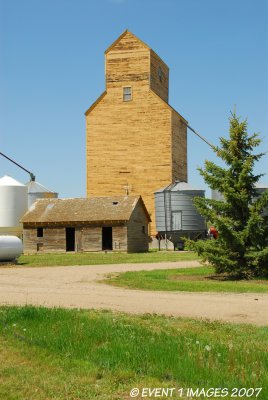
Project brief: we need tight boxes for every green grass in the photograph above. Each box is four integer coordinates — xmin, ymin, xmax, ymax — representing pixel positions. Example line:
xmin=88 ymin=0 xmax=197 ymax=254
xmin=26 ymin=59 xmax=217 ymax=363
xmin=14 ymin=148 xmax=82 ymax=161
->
xmin=17 ymin=251 xmax=199 ymax=267
xmin=105 ymin=266 xmax=268 ymax=293
xmin=0 ymin=306 xmax=267 ymax=399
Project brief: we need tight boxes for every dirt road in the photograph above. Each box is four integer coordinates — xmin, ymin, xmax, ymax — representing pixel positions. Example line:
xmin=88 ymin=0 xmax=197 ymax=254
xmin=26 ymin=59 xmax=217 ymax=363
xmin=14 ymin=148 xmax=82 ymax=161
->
xmin=0 ymin=261 xmax=267 ymax=326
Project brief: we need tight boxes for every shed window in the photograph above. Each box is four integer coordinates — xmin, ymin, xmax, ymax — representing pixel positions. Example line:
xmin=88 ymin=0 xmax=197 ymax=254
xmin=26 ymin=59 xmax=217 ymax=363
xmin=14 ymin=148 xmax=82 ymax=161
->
xmin=123 ymin=87 xmax=132 ymax=101
xmin=37 ymin=227 xmax=43 ymax=238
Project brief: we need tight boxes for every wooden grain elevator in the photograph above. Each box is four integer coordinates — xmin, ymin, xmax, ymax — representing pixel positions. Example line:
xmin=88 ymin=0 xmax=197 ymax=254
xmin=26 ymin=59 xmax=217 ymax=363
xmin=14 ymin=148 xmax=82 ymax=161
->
xmin=85 ymin=30 xmax=188 ymax=234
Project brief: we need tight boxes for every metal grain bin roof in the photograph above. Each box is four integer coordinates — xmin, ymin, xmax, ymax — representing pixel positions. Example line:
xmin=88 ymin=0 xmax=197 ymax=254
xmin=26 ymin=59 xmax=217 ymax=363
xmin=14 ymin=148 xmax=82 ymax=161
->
xmin=155 ymin=181 xmax=204 ymax=194
xmin=27 ymin=180 xmax=57 ymax=194
xmin=0 ymin=175 xmax=26 ymax=187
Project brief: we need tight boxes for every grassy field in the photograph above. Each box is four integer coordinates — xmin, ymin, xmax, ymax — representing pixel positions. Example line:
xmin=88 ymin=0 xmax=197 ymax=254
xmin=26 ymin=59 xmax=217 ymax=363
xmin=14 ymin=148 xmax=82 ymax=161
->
xmin=0 ymin=306 xmax=267 ymax=400
xmin=18 ymin=251 xmax=199 ymax=267
xmin=105 ymin=266 xmax=268 ymax=293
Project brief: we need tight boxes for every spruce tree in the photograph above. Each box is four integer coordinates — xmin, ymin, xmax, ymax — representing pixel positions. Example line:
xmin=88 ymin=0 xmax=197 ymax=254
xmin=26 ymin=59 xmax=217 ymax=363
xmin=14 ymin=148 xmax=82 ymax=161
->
xmin=187 ymin=112 xmax=268 ymax=278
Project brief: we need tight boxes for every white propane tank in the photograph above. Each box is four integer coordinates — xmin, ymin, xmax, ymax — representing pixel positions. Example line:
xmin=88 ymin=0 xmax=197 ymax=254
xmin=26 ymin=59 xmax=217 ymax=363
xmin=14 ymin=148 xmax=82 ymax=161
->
xmin=0 ymin=236 xmax=23 ymax=261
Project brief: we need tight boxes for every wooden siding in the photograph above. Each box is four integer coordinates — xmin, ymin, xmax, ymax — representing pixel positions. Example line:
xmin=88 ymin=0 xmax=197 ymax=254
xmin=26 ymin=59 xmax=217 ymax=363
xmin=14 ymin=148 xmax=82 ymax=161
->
xmin=112 ymin=225 xmax=128 ymax=251
xmin=81 ymin=225 xmax=128 ymax=251
xmin=23 ymin=227 xmax=66 ymax=254
xmin=171 ymin=111 xmax=188 ymax=182
xmin=81 ymin=227 xmax=102 ymax=251
xmin=150 ymin=50 xmax=169 ymax=103
xmin=106 ymin=31 xmax=150 ymax=89
xmin=86 ymin=31 xmax=187 ymax=235
xmin=86 ymin=89 xmax=172 ymax=234
xmin=127 ymin=201 xmax=149 ymax=252
xmin=23 ymin=224 xmax=130 ymax=253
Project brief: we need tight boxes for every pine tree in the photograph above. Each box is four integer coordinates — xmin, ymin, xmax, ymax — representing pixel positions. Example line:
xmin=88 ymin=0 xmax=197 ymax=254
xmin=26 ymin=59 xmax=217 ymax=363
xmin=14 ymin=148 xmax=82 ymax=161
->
xmin=187 ymin=112 xmax=268 ymax=278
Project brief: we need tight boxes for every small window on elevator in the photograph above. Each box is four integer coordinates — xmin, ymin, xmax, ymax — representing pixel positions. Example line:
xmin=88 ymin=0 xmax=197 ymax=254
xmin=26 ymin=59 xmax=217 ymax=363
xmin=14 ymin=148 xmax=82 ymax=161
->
xmin=123 ymin=87 xmax=132 ymax=102
xmin=37 ymin=227 xmax=43 ymax=238
xmin=158 ymin=66 xmax=163 ymax=82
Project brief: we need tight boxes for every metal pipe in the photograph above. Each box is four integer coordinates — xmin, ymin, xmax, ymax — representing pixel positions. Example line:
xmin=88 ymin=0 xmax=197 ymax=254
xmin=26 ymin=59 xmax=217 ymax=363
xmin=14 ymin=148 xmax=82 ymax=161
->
xmin=181 ymin=121 xmax=215 ymax=149
xmin=0 ymin=152 xmax=35 ymax=181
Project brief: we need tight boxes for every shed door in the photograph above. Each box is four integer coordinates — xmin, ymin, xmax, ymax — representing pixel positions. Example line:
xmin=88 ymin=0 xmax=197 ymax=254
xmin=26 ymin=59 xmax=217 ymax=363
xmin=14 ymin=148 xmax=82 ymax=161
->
xmin=66 ymin=227 xmax=75 ymax=252
xmin=172 ymin=212 xmax=182 ymax=231
xmin=102 ymin=227 xmax=113 ymax=250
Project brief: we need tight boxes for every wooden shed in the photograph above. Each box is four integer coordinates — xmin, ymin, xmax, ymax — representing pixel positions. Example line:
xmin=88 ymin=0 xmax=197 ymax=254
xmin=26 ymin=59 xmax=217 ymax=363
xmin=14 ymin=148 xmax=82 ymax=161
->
xmin=21 ymin=196 xmax=150 ymax=254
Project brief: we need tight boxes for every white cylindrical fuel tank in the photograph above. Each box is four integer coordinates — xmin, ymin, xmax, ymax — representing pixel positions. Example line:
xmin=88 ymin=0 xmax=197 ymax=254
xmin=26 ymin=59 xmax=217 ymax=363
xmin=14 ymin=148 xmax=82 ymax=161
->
xmin=0 ymin=235 xmax=23 ymax=261
xmin=0 ymin=175 xmax=28 ymax=231
xmin=27 ymin=180 xmax=58 ymax=209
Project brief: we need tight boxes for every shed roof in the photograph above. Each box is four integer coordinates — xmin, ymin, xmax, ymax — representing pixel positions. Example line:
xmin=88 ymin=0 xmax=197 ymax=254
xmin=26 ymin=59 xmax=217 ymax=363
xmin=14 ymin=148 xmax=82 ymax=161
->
xmin=21 ymin=196 xmax=151 ymax=224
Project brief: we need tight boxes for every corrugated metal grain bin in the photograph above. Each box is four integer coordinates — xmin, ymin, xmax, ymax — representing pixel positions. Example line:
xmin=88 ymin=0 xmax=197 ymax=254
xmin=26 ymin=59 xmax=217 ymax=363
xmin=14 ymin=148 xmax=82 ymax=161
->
xmin=255 ymin=184 xmax=268 ymax=216
xmin=211 ymin=189 xmax=224 ymax=202
xmin=27 ymin=180 xmax=58 ymax=209
xmin=212 ymin=184 xmax=268 ymax=216
xmin=154 ymin=181 xmax=206 ymax=246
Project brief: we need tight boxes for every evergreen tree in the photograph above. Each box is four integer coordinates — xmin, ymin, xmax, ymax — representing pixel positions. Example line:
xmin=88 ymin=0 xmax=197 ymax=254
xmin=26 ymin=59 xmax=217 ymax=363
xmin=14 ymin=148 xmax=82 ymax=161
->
xmin=187 ymin=112 xmax=268 ymax=278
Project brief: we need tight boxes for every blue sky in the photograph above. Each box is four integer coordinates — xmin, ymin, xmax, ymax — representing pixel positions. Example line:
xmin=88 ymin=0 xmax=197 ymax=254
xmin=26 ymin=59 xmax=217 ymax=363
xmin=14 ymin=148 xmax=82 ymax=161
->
xmin=1 ymin=0 xmax=267 ymax=198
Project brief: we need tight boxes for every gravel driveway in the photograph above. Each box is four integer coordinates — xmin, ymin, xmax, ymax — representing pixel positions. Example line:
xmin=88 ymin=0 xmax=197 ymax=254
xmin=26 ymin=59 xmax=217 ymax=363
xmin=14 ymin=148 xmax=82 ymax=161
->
xmin=0 ymin=261 xmax=267 ymax=326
